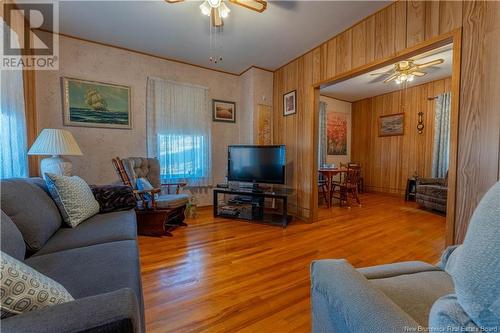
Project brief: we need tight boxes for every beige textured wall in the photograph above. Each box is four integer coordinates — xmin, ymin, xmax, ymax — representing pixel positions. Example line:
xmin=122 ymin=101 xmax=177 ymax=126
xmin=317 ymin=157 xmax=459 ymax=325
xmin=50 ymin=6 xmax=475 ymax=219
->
xmin=36 ymin=33 xmax=272 ymax=205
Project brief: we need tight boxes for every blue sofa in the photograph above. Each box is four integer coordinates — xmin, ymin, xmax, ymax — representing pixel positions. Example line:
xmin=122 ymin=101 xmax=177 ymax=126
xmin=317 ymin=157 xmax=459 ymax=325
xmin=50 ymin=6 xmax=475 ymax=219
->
xmin=311 ymin=182 xmax=500 ymax=333
xmin=0 ymin=178 xmax=144 ymax=333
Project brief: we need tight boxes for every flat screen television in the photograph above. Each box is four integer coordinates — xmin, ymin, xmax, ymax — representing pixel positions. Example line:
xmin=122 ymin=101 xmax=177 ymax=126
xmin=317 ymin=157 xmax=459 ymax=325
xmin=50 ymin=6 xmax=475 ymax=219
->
xmin=228 ymin=145 xmax=286 ymax=184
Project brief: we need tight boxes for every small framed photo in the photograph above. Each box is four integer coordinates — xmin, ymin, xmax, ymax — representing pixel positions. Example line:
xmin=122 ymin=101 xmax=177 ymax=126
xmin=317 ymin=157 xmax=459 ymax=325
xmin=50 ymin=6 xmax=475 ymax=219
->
xmin=379 ymin=113 xmax=405 ymax=137
xmin=213 ymin=99 xmax=236 ymax=123
xmin=62 ymin=77 xmax=132 ymax=129
xmin=283 ymin=90 xmax=297 ymax=116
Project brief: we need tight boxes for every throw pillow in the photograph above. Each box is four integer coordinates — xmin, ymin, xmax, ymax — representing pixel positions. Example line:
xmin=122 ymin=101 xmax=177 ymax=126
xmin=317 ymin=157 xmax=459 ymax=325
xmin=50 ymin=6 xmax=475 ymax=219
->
xmin=45 ymin=173 xmax=100 ymax=228
xmin=136 ymin=177 xmax=157 ymax=201
xmin=0 ymin=251 xmax=74 ymax=318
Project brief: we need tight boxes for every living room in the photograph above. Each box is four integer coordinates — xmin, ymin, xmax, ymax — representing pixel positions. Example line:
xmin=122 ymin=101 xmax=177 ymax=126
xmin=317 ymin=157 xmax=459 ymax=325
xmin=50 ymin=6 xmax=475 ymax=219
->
xmin=1 ymin=1 xmax=499 ymax=333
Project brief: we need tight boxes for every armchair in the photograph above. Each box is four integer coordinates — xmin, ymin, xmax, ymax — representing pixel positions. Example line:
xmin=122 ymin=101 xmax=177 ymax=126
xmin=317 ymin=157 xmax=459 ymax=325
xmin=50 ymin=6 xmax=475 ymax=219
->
xmin=311 ymin=182 xmax=500 ymax=333
xmin=112 ymin=157 xmax=189 ymax=236
xmin=416 ymin=173 xmax=448 ymax=214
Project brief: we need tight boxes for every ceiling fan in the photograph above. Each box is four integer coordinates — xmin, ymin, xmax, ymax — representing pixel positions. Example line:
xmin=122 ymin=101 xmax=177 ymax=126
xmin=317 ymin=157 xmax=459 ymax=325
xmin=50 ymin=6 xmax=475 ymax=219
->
xmin=165 ymin=0 xmax=267 ymax=27
xmin=371 ymin=59 xmax=445 ymax=84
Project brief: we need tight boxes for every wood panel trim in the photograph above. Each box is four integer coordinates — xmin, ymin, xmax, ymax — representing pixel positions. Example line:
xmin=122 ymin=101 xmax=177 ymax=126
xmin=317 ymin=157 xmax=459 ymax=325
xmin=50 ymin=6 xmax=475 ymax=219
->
xmin=36 ymin=29 xmax=273 ymax=77
xmin=314 ymin=28 xmax=459 ymax=89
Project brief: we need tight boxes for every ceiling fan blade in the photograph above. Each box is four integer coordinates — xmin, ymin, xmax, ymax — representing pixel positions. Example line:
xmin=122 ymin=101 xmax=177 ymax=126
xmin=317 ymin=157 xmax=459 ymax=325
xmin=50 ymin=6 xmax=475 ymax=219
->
xmin=370 ymin=72 xmax=389 ymax=76
xmin=411 ymin=71 xmax=427 ymax=77
xmin=164 ymin=0 xmax=184 ymax=3
xmin=229 ymin=0 xmax=267 ymax=13
xmin=416 ymin=59 xmax=444 ymax=69
xmin=211 ymin=7 xmax=224 ymax=27
xmin=383 ymin=73 xmax=398 ymax=83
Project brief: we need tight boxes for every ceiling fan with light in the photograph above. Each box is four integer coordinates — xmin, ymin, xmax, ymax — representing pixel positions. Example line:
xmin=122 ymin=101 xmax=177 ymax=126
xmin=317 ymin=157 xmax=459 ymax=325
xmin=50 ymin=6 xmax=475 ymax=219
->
xmin=371 ymin=59 xmax=445 ymax=84
xmin=165 ymin=0 xmax=267 ymax=27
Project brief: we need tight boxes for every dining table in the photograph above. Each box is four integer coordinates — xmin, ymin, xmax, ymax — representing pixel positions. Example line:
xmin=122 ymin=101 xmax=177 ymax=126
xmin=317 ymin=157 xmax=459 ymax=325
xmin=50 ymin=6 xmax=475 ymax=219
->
xmin=319 ymin=167 xmax=352 ymax=207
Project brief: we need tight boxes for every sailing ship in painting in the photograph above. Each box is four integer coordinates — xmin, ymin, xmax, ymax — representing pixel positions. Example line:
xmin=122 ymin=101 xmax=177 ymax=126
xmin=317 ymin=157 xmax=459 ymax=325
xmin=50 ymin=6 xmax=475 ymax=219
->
xmin=85 ymin=88 xmax=108 ymax=112
xmin=63 ymin=78 xmax=131 ymax=129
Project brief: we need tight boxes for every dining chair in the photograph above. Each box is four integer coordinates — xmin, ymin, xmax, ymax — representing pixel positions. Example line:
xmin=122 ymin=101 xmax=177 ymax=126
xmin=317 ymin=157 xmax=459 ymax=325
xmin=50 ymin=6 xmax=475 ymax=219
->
xmin=336 ymin=167 xmax=361 ymax=207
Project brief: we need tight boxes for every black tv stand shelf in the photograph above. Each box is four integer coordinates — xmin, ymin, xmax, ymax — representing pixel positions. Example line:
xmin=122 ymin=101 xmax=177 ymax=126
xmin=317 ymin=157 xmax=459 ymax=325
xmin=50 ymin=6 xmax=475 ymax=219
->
xmin=213 ymin=186 xmax=293 ymax=227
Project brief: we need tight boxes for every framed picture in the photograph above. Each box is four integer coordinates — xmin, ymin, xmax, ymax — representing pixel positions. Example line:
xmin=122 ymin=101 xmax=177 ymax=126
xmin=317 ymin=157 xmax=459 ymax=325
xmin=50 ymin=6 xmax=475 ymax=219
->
xmin=212 ymin=99 xmax=236 ymax=123
xmin=327 ymin=112 xmax=348 ymax=155
xmin=62 ymin=77 xmax=132 ymax=129
xmin=283 ymin=90 xmax=296 ymax=116
xmin=379 ymin=113 xmax=405 ymax=137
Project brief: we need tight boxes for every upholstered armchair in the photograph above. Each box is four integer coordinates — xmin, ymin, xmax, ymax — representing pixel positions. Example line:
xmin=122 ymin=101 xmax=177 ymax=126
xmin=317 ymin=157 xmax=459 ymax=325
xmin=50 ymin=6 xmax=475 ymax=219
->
xmin=112 ymin=157 xmax=189 ymax=235
xmin=416 ymin=173 xmax=448 ymax=213
xmin=311 ymin=182 xmax=500 ymax=333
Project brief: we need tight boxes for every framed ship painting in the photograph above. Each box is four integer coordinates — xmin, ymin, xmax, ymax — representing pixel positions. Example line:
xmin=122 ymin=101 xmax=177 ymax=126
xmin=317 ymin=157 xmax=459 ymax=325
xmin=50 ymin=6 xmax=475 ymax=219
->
xmin=378 ymin=113 xmax=404 ymax=137
xmin=62 ymin=77 xmax=132 ymax=129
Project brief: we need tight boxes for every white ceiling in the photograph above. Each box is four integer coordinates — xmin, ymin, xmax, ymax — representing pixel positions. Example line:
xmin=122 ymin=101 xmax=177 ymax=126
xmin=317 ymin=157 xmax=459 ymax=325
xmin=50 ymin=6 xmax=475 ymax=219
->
xmin=47 ymin=0 xmax=390 ymax=74
xmin=321 ymin=44 xmax=453 ymax=102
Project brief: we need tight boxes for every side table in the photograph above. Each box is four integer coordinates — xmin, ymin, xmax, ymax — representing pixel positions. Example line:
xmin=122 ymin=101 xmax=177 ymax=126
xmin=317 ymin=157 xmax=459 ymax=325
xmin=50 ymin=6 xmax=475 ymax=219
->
xmin=405 ymin=177 xmax=418 ymax=201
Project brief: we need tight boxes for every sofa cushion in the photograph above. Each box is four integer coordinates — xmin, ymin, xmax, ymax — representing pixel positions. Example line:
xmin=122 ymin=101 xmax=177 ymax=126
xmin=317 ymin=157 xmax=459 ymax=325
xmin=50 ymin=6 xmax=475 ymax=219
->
xmin=429 ymin=294 xmax=481 ymax=331
xmin=156 ymin=194 xmax=189 ymax=209
xmin=45 ymin=174 xmax=100 ymax=228
xmin=25 ymin=241 xmax=142 ymax=305
xmin=34 ymin=210 xmax=137 ymax=256
xmin=0 ymin=178 xmax=62 ymax=253
xmin=448 ymin=181 xmax=500 ymax=329
xmin=1 ymin=251 xmax=73 ymax=318
xmin=1 ymin=211 xmax=26 ymax=260
xmin=370 ymin=270 xmax=455 ymax=326
xmin=416 ymin=185 xmax=447 ymax=199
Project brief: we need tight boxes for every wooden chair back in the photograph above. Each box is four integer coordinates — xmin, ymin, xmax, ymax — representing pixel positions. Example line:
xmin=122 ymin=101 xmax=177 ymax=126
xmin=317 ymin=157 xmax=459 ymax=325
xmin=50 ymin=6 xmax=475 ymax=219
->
xmin=112 ymin=157 xmax=133 ymax=187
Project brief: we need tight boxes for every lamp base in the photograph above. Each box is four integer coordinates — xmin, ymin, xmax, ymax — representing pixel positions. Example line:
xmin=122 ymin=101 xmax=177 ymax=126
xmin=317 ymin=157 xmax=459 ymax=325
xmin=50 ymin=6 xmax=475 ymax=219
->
xmin=40 ymin=156 xmax=73 ymax=178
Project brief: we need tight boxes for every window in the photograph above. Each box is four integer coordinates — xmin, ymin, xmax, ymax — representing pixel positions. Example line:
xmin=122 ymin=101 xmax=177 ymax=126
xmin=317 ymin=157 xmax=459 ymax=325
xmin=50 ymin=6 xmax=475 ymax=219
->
xmin=158 ymin=134 xmax=208 ymax=180
xmin=0 ymin=21 xmax=28 ymax=179
xmin=146 ymin=77 xmax=212 ymax=186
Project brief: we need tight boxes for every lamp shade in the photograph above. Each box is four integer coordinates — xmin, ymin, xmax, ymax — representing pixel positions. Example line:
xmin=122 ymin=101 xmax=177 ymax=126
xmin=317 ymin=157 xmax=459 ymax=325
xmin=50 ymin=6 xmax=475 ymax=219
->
xmin=28 ymin=129 xmax=83 ymax=156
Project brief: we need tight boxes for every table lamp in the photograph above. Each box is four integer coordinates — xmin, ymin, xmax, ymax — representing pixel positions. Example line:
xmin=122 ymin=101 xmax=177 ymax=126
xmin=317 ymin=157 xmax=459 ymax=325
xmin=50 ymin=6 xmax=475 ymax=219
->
xmin=28 ymin=129 xmax=83 ymax=177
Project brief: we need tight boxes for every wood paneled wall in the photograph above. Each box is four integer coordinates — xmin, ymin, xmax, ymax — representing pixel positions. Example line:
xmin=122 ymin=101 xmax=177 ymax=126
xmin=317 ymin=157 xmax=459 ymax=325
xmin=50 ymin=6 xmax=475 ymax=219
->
xmin=351 ymin=78 xmax=451 ymax=195
xmin=455 ymin=1 xmax=500 ymax=243
xmin=273 ymin=0 xmax=499 ymax=244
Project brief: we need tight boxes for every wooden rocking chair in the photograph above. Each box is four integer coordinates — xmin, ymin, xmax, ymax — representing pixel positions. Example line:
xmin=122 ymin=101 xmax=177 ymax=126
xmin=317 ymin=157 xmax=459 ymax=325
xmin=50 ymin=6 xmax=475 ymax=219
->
xmin=112 ymin=157 xmax=189 ymax=237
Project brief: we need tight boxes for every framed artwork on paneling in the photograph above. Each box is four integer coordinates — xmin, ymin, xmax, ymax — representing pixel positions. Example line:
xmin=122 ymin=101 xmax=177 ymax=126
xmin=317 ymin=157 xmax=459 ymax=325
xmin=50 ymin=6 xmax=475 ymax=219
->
xmin=283 ymin=90 xmax=296 ymax=116
xmin=378 ymin=113 xmax=404 ymax=137
xmin=326 ymin=112 xmax=348 ymax=155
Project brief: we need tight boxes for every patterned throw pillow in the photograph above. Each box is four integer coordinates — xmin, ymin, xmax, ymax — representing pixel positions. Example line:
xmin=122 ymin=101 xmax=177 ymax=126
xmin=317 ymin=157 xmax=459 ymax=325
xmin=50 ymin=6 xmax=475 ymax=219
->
xmin=0 ymin=251 xmax=74 ymax=318
xmin=45 ymin=173 xmax=100 ymax=227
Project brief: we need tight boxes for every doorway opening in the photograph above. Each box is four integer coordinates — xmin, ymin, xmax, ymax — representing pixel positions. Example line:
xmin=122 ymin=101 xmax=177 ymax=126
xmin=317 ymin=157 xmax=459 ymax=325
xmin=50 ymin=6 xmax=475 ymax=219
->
xmin=312 ymin=31 xmax=461 ymax=246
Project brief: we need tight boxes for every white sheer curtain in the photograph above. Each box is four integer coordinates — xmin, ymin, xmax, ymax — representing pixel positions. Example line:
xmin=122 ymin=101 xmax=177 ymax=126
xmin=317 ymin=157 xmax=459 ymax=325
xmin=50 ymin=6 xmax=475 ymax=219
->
xmin=432 ymin=92 xmax=451 ymax=178
xmin=318 ymin=101 xmax=327 ymax=168
xmin=0 ymin=20 xmax=28 ymax=179
xmin=146 ymin=77 xmax=212 ymax=186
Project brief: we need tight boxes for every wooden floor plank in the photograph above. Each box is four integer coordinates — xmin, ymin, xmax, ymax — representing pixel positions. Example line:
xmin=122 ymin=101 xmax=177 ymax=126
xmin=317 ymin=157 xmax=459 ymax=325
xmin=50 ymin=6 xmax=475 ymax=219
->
xmin=139 ymin=193 xmax=446 ymax=333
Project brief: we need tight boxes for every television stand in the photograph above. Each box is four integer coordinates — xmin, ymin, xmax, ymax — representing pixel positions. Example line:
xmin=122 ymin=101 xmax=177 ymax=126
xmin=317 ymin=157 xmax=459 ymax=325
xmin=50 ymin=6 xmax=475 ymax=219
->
xmin=213 ymin=186 xmax=292 ymax=227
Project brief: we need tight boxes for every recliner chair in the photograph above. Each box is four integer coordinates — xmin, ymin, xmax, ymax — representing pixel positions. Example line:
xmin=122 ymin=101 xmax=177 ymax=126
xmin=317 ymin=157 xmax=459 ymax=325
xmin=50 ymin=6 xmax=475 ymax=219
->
xmin=311 ymin=182 xmax=500 ymax=333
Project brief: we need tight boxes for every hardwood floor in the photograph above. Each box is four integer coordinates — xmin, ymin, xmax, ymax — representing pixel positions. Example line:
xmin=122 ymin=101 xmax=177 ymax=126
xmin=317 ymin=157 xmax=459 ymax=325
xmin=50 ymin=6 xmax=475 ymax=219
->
xmin=139 ymin=193 xmax=446 ymax=333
